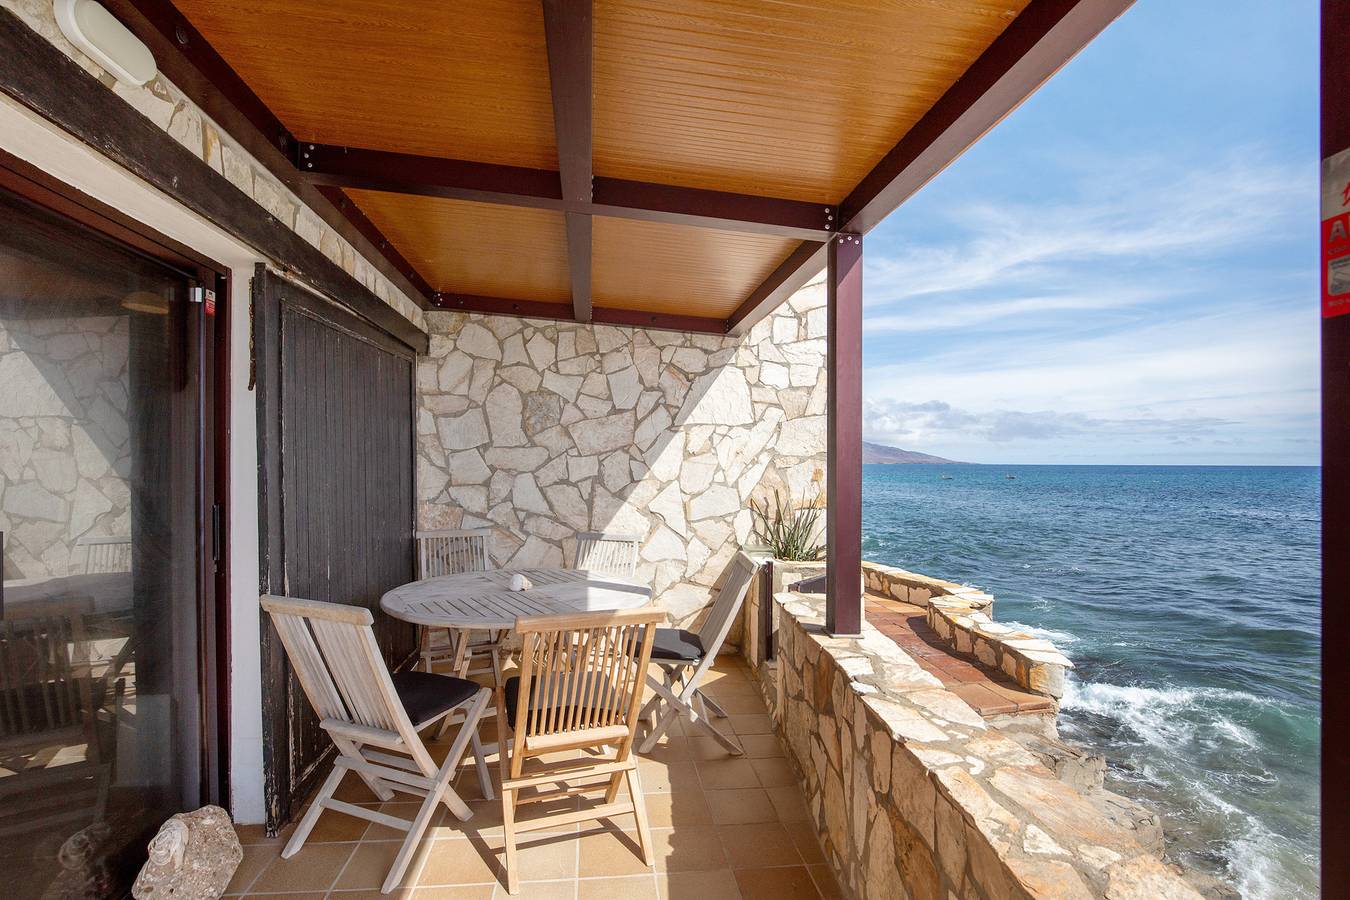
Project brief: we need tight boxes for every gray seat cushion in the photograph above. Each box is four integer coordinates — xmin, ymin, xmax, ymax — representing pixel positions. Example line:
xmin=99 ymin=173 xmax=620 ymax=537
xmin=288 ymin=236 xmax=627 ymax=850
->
xmin=647 ymin=628 xmax=704 ymax=663
xmin=391 ymin=670 xmax=479 ymax=727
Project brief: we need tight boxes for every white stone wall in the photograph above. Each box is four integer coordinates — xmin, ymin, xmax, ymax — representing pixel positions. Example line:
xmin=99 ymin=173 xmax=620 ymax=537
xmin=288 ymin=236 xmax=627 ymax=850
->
xmin=416 ymin=279 xmax=829 ymax=626
xmin=1 ymin=0 xmax=425 ymax=333
xmin=0 ymin=314 xmax=131 ymax=577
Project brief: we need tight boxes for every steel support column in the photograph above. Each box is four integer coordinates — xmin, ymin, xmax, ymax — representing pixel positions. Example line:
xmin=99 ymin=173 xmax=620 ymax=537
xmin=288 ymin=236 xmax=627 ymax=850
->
xmin=825 ymin=234 xmax=863 ymax=636
xmin=1321 ymin=1 xmax=1348 ymax=892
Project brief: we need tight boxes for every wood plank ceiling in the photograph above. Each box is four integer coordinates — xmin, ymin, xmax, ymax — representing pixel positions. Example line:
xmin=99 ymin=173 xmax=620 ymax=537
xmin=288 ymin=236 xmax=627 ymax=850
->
xmin=162 ymin=0 xmax=1122 ymax=333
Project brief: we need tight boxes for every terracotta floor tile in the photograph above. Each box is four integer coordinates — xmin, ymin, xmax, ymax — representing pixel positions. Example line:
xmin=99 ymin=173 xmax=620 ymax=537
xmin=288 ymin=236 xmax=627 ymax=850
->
xmin=410 ymin=888 xmax=494 ymax=899
xmin=807 ymin=865 xmax=844 ymax=899
xmin=638 ymin=760 xmax=701 ymax=795
xmin=579 ymin=875 xmax=659 ymax=899
xmin=241 ymin=892 xmax=328 ymax=900
xmin=414 ymin=837 xmax=499 ymax=887
xmin=656 ymin=869 xmax=743 ymax=900
xmin=749 ymin=757 xmax=797 ymax=788
xmin=575 ymin=826 xmax=659 ymax=877
xmin=948 ymin=683 xmax=1015 ymax=716
xmin=648 ymin=826 xmax=731 ymax=872
xmin=705 ymin=788 xmax=778 ymax=825
xmin=486 ymin=832 xmax=580 ymax=883
xmin=688 ymin=735 xmax=742 ymax=761
xmin=334 ymin=840 xmax=434 ymax=892
xmin=737 ymin=733 xmax=785 ymax=759
xmin=329 ymin=889 xmax=419 ymax=899
xmin=782 ymin=823 xmax=824 ymax=865
xmin=489 ymin=880 xmax=574 ymax=899
xmin=725 ymin=715 xmax=772 ymax=735
xmin=695 ymin=758 xmax=761 ymax=790
xmin=642 ymin=790 xmax=713 ymax=827
xmin=225 ymin=843 xmax=280 ymax=895
xmin=717 ymin=823 xmax=802 ymax=869
xmin=249 ymin=843 xmax=355 ymax=893
xmin=765 ymin=786 xmax=811 ymax=823
xmin=732 ymin=866 xmax=821 ymax=900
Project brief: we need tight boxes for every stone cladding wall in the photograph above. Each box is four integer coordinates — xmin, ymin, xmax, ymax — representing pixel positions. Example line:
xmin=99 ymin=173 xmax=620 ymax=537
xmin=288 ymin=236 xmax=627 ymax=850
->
xmin=766 ymin=588 xmax=1201 ymax=900
xmin=0 ymin=314 xmax=131 ymax=577
xmin=2 ymin=0 xmax=426 ymax=332
xmin=416 ymin=281 xmax=830 ymax=626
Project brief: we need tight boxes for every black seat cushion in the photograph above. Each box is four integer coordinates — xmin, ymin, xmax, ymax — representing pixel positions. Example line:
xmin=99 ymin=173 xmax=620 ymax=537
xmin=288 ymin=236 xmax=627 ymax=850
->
xmin=647 ymin=628 xmax=704 ymax=663
xmin=503 ymin=673 xmax=618 ymax=730
xmin=391 ymin=670 xmax=479 ymax=727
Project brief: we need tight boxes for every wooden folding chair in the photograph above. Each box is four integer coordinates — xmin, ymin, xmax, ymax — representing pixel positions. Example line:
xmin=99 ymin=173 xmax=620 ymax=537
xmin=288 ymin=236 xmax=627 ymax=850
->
xmin=496 ymin=607 xmax=663 ymax=894
xmin=637 ymin=553 xmax=758 ymax=755
xmin=574 ymin=531 xmax=642 ymax=578
xmin=261 ymin=595 xmax=493 ymax=894
xmin=415 ymin=529 xmax=503 ymax=686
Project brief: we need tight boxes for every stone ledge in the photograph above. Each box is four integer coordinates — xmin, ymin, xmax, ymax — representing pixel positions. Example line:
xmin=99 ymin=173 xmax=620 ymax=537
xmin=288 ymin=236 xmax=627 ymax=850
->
xmin=863 ymin=561 xmax=994 ymax=611
xmin=927 ymin=597 xmax=1074 ymax=699
xmin=767 ymin=590 xmax=1200 ymax=900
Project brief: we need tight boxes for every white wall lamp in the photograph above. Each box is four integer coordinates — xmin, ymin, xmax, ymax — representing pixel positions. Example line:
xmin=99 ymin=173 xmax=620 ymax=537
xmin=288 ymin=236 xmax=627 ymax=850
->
xmin=54 ymin=0 xmax=157 ymax=87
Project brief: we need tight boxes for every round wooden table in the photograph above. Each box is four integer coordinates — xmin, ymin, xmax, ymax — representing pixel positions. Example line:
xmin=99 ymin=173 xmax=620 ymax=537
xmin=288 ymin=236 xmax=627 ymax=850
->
xmin=379 ymin=567 xmax=652 ymax=631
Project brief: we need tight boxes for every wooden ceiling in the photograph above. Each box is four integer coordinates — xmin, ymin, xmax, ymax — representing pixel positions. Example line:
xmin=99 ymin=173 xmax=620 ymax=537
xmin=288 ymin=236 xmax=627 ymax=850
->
xmin=157 ymin=0 xmax=1121 ymax=333
xmin=593 ymin=0 xmax=1027 ymax=203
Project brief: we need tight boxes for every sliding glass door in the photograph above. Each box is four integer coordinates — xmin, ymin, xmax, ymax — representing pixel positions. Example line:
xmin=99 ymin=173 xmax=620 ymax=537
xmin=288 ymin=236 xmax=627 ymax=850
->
xmin=0 ymin=183 xmax=218 ymax=897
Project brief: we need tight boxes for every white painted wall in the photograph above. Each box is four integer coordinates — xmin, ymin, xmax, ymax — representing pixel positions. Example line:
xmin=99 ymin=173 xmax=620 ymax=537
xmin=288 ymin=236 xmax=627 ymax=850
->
xmin=0 ymin=95 xmax=267 ymax=822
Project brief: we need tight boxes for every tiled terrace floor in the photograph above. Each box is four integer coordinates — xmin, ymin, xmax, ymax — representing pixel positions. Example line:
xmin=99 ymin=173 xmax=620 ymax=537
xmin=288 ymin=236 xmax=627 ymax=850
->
xmin=226 ymin=656 xmax=840 ymax=900
xmin=865 ymin=595 xmax=1054 ymax=717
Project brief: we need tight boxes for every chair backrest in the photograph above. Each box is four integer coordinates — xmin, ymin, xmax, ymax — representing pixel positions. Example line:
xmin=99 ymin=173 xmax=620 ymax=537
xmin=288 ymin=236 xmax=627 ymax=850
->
xmin=260 ymin=595 xmax=429 ymax=766
xmin=77 ymin=536 xmax=131 ymax=574
xmin=416 ymin=528 xmax=492 ymax=579
xmin=510 ymin=607 xmax=662 ymax=755
xmin=0 ymin=600 xmax=97 ymax=740
xmin=695 ymin=553 xmax=758 ymax=658
xmin=574 ymin=532 xmax=642 ymax=578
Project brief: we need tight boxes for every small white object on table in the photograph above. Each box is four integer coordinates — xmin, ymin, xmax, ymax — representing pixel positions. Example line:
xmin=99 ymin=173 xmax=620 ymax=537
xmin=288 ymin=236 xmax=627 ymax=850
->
xmin=379 ymin=567 xmax=652 ymax=632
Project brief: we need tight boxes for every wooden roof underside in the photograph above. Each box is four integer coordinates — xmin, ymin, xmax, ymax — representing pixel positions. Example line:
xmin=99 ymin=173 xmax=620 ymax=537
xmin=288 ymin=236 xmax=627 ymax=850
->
xmin=139 ymin=0 xmax=1129 ymax=334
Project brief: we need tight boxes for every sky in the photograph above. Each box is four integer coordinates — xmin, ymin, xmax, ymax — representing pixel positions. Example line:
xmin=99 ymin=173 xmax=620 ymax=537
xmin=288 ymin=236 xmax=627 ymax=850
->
xmin=861 ymin=0 xmax=1319 ymax=466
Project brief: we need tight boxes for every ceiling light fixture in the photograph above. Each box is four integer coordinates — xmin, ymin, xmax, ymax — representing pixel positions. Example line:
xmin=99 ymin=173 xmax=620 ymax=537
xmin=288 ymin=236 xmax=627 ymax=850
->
xmin=54 ymin=0 xmax=157 ymax=87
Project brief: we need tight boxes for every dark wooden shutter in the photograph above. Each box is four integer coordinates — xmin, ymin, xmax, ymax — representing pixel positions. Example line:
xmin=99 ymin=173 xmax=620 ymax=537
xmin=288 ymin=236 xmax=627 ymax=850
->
xmin=252 ymin=266 xmax=418 ymax=831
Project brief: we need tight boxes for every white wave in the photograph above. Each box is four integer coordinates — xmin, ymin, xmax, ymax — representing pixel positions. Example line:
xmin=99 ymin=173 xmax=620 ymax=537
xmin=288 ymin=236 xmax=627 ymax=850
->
xmin=1059 ymin=680 xmax=1273 ymax=750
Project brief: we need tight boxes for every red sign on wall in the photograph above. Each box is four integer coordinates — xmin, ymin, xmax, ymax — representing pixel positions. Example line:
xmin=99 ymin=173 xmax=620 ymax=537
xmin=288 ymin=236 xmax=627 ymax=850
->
xmin=1324 ymin=148 xmax=1350 ymax=317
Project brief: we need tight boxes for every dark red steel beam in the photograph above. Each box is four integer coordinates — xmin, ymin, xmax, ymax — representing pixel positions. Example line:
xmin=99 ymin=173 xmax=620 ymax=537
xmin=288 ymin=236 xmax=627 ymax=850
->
xmin=542 ymin=0 xmax=594 ymax=322
xmin=301 ymin=144 xmax=833 ymax=240
xmin=825 ymin=234 xmax=863 ymax=637
xmin=727 ymin=242 xmax=827 ymax=333
xmin=1322 ymin=0 xmax=1349 ymax=893
xmin=727 ymin=0 xmax=1133 ymax=334
xmin=106 ymin=0 xmax=437 ymax=309
xmin=314 ymin=185 xmax=435 ymax=299
xmin=431 ymin=293 xmax=727 ymax=335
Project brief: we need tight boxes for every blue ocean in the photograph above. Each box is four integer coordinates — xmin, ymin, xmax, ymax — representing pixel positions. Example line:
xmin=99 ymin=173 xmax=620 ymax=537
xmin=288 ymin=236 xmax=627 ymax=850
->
xmin=861 ymin=464 xmax=1320 ymax=898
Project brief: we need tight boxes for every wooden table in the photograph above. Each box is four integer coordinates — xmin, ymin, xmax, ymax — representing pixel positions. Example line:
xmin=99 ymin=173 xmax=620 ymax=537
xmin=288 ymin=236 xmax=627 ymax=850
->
xmin=379 ymin=567 xmax=652 ymax=632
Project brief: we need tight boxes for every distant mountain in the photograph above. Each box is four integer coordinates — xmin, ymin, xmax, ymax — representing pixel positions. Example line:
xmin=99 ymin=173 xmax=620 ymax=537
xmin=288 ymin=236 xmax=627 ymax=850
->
xmin=862 ymin=441 xmax=964 ymax=465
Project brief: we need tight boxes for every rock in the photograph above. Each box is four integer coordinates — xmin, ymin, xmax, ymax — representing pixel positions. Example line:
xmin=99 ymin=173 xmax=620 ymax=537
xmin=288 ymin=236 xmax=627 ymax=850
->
xmin=1089 ymin=788 xmax=1164 ymax=857
xmin=1005 ymin=731 xmax=1106 ymax=794
xmin=132 ymin=805 xmax=241 ymax=900
xmin=568 ymin=411 xmax=634 ymax=456
xmin=436 ymin=408 xmax=489 ymax=450
xmin=485 ymin=384 xmax=526 ymax=447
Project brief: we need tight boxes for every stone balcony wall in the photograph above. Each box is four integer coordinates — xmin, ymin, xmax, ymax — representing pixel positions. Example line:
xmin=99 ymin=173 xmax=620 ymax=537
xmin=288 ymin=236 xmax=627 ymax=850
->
xmin=416 ymin=279 xmax=830 ymax=626
xmin=765 ymin=589 xmax=1201 ymax=900
xmin=863 ymin=561 xmax=1071 ymax=700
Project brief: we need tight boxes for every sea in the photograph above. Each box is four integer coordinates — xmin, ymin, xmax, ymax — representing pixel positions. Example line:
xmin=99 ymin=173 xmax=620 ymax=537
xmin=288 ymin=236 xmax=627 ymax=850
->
xmin=860 ymin=464 xmax=1320 ymax=899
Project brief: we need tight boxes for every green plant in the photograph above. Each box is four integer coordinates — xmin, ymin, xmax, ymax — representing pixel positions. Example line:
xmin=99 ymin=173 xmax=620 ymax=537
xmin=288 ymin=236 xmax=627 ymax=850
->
xmin=750 ymin=488 xmax=825 ymax=561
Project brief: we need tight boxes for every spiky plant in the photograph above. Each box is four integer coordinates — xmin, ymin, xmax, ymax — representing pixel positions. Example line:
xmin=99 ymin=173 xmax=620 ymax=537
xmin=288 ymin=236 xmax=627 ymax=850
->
xmin=750 ymin=488 xmax=825 ymax=561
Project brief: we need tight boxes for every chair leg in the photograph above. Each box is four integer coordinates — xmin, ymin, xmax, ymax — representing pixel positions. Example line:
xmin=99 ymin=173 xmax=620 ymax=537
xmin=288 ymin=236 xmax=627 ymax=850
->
xmin=603 ymin=770 xmax=625 ymax=804
xmin=697 ymin=691 xmax=729 ymax=718
xmin=471 ymin=726 xmax=494 ymax=801
xmin=624 ymin=765 xmax=654 ymax=866
xmin=501 ymin=785 xmax=519 ymax=895
xmin=282 ymin=763 xmax=345 ymax=858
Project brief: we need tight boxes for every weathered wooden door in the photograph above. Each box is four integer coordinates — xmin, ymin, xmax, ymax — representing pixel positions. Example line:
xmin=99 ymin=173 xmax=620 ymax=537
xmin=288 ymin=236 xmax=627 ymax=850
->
xmin=252 ymin=267 xmax=417 ymax=831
